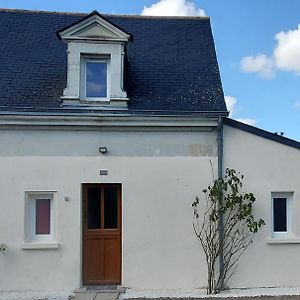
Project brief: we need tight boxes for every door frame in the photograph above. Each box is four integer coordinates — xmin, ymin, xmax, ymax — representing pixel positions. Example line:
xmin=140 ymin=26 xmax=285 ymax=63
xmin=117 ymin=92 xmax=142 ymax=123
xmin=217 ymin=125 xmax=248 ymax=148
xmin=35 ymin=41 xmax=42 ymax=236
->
xmin=81 ymin=183 xmax=122 ymax=285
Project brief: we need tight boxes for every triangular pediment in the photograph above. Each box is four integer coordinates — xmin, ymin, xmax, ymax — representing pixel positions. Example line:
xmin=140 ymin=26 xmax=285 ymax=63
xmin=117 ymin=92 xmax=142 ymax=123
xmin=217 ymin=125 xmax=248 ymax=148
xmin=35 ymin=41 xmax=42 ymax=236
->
xmin=75 ymin=22 xmax=119 ymax=39
xmin=57 ymin=11 xmax=130 ymax=42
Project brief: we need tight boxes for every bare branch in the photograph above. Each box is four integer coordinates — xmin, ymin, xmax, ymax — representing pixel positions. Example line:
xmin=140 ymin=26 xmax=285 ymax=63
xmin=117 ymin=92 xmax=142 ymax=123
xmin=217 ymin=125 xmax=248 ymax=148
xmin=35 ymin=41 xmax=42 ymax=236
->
xmin=192 ymin=168 xmax=265 ymax=294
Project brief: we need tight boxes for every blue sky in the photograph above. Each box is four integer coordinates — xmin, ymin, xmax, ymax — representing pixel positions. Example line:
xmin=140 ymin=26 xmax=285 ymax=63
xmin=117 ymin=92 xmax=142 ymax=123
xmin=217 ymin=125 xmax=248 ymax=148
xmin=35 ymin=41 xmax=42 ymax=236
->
xmin=1 ymin=0 xmax=300 ymax=141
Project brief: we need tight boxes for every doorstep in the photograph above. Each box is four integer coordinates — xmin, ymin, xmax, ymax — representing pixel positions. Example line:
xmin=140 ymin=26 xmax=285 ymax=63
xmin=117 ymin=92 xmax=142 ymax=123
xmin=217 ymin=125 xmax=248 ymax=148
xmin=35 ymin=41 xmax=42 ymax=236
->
xmin=71 ymin=285 xmax=125 ymax=300
xmin=74 ymin=285 xmax=125 ymax=294
xmin=70 ymin=292 xmax=119 ymax=300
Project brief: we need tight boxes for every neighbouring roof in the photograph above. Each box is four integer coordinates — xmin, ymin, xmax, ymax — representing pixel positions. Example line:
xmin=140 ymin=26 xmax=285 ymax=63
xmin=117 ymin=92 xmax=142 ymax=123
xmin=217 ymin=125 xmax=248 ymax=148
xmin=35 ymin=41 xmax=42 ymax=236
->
xmin=224 ymin=118 xmax=300 ymax=150
xmin=0 ymin=9 xmax=227 ymax=116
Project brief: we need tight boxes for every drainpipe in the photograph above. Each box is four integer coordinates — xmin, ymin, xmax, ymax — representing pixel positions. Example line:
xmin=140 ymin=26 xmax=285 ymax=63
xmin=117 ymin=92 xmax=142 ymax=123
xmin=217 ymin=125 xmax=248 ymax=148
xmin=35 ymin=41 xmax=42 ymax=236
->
xmin=217 ymin=116 xmax=224 ymax=290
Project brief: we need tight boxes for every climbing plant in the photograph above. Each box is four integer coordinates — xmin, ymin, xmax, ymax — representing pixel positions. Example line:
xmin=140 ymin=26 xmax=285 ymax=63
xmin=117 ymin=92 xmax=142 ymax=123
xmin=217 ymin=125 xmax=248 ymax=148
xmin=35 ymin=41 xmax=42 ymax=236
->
xmin=192 ymin=168 xmax=265 ymax=294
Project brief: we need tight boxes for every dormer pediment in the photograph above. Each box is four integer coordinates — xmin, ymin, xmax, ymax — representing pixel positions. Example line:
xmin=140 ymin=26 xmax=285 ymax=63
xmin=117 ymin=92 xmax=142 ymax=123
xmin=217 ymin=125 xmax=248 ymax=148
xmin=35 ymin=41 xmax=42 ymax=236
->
xmin=57 ymin=11 xmax=131 ymax=42
xmin=76 ymin=23 xmax=119 ymax=40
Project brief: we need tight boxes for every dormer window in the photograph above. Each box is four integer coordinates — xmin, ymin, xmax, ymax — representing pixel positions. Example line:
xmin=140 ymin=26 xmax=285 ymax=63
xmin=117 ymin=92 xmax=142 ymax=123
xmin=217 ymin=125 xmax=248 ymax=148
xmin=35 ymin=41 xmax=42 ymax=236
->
xmin=81 ymin=57 xmax=110 ymax=101
xmin=57 ymin=11 xmax=131 ymax=108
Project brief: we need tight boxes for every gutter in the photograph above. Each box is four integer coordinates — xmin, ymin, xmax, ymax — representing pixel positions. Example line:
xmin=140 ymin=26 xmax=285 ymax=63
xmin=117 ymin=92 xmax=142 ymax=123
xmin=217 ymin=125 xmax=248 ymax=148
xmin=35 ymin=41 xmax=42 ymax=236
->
xmin=217 ymin=116 xmax=224 ymax=290
xmin=0 ymin=115 xmax=221 ymax=133
xmin=0 ymin=107 xmax=229 ymax=118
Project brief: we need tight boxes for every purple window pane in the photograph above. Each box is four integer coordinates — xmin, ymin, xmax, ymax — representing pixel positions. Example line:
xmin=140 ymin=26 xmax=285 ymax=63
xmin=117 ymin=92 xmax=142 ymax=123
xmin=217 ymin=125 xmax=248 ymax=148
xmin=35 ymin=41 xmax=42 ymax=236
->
xmin=86 ymin=62 xmax=107 ymax=98
xmin=36 ymin=199 xmax=51 ymax=235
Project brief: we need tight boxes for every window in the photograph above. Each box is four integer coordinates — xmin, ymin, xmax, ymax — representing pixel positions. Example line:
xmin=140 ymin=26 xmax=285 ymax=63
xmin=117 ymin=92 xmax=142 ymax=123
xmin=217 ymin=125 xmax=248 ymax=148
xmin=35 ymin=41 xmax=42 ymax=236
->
xmin=80 ymin=57 xmax=110 ymax=101
xmin=25 ymin=192 xmax=56 ymax=243
xmin=59 ymin=12 xmax=129 ymax=106
xmin=272 ymin=192 xmax=293 ymax=238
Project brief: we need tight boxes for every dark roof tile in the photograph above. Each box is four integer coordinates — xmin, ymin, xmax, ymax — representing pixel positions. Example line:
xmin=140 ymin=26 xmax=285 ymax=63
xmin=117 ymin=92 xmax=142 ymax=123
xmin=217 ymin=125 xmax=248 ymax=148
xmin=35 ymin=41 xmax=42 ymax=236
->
xmin=0 ymin=9 xmax=227 ymax=115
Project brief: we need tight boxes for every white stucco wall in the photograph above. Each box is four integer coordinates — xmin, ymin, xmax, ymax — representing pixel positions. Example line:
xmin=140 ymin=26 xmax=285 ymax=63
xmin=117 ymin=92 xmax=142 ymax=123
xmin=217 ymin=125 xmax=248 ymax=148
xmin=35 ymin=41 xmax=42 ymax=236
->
xmin=224 ymin=124 xmax=300 ymax=288
xmin=0 ymin=123 xmax=218 ymax=292
xmin=2 ymin=120 xmax=298 ymax=292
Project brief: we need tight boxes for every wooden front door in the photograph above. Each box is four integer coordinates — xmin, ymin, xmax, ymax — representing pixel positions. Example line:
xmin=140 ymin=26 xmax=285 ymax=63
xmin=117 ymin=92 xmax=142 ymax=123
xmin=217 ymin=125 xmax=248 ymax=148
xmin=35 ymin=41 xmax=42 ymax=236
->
xmin=82 ymin=184 xmax=121 ymax=285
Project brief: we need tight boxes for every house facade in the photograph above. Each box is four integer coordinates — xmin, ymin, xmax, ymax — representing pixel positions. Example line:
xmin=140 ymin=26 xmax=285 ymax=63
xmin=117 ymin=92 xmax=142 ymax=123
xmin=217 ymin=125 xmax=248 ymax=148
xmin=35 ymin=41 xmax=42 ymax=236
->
xmin=0 ymin=8 xmax=299 ymax=294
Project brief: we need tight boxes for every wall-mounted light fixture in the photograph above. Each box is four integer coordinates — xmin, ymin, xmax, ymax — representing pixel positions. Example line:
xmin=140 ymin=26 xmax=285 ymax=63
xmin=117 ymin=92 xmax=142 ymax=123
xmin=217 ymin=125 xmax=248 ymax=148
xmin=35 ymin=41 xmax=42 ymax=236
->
xmin=0 ymin=243 xmax=7 ymax=253
xmin=99 ymin=146 xmax=107 ymax=154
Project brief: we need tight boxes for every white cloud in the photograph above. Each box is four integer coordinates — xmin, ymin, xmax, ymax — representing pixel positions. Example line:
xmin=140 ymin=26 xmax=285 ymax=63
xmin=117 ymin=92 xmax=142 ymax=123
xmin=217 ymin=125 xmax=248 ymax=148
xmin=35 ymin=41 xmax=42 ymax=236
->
xmin=225 ymin=95 xmax=257 ymax=126
xmin=224 ymin=96 xmax=237 ymax=116
xmin=274 ymin=25 xmax=300 ymax=74
xmin=236 ymin=118 xmax=257 ymax=126
xmin=240 ymin=54 xmax=275 ymax=79
xmin=293 ymin=101 xmax=300 ymax=108
xmin=141 ymin=0 xmax=206 ymax=17
xmin=240 ymin=24 xmax=300 ymax=78
xmin=87 ymin=82 xmax=106 ymax=93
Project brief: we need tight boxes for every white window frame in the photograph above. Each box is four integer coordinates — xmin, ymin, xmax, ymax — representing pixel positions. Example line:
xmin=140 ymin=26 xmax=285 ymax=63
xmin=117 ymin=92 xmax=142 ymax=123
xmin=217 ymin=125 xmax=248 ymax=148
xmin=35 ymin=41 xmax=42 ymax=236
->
xmin=25 ymin=192 xmax=57 ymax=243
xmin=80 ymin=56 xmax=110 ymax=101
xmin=271 ymin=192 xmax=293 ymax=238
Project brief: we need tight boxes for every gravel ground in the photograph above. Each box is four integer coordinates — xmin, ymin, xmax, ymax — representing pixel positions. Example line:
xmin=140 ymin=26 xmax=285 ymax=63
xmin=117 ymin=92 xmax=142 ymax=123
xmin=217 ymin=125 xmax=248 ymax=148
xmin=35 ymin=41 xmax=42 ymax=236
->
xmin=2 ymin=287 xmax=300 ymax=300
xmin=119 ymin=287 xmax=300 ymax=299
xmin=0 ymin=291 xmax=69 ymax=300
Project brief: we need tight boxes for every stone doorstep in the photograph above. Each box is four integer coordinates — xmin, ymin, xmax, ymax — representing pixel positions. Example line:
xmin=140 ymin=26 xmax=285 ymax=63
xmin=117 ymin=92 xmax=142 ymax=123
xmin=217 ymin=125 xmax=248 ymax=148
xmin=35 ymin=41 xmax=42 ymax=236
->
xmin=70 ymin=285 xmax=125 ymax=300
xmin=74 ymin=285 xmax=126 ymax=294
xmin=69 ymin=292 xmax=119 ymax=300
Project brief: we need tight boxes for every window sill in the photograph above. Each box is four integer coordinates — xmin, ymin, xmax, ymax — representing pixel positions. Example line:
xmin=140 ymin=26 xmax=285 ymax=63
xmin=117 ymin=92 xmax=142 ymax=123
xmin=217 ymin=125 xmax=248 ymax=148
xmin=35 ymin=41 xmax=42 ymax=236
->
xmin=80 ymin=99 xmax=110 ymax=104
xmin=21 ymin=242 xmax=60 ymax=250
xmin=61 ymin=98 xmax=129 ymax=109
xmin=267 ymin=238 xmax=300 ymax=244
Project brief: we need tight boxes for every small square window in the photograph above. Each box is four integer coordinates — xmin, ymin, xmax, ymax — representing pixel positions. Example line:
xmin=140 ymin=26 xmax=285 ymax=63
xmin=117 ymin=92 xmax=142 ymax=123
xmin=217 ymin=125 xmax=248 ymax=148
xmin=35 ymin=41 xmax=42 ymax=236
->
xmin=272 ymin=192 xmax=293 ymax=238
xmin=80 ymin=57 xmax=110 ymax=101
xmin=25 ymin=192 xmax=56 ymax=243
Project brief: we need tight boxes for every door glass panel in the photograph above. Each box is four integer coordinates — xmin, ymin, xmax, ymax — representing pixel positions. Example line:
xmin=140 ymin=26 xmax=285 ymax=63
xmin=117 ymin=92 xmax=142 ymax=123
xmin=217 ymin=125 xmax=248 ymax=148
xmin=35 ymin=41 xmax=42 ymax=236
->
xmin=104 ymin=187 xmax=118 ymax=229
xmin=88 ymin=187 xmax=101 ymax=229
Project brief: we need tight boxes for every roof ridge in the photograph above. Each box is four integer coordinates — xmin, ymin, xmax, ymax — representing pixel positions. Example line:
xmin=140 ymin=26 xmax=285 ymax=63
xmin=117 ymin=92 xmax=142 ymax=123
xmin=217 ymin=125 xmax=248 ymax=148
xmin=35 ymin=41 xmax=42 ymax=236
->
xmin=0 ymin=7 xmax=209 ymax=20
xmin=0 ymin=8 xmax=88 ymax=16
xmin=104 ymin=14 xmax=209 ymax=20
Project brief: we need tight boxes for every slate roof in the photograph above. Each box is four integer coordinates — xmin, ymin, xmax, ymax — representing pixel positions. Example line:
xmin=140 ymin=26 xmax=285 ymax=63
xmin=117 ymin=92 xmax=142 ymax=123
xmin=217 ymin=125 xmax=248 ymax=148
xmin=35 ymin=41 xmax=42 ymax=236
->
xmin=0 ymin=9 xmax=227 ymax=116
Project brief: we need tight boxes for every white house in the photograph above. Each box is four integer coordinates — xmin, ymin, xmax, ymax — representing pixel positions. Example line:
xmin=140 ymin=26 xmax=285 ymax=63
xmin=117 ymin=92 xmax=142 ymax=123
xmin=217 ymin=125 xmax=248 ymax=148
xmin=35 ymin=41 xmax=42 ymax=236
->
xmin=0 ymin=8 xmax=299 ymax=295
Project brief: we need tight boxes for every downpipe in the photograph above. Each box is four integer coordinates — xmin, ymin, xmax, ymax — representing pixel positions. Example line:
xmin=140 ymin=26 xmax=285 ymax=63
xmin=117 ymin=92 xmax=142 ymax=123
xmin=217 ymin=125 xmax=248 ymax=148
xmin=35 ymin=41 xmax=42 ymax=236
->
xmin=217 ymin=116 xmax=224 ymax=290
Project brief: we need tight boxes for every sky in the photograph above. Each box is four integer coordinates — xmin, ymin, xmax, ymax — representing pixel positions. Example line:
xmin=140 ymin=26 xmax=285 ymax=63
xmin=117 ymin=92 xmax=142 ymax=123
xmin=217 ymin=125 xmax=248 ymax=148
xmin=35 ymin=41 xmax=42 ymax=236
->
xmin=1 ymin=0 xmax=300 ymax=141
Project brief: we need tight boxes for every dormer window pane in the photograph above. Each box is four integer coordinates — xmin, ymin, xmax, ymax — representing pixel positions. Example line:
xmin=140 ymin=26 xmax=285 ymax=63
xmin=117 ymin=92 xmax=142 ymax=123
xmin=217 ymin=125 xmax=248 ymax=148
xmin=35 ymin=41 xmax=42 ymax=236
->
xmin=86 ymin=61 xmax=107 ymax=98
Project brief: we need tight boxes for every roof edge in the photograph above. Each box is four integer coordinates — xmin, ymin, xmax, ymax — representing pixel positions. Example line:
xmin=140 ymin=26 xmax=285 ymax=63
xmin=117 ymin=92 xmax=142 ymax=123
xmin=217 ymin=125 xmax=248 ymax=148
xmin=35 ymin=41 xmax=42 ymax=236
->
xmin=224 ymin=118 xmax=300 ymax=150
xmin=0 ymin=107 xmax=228 ymax=118
xmin=0 ymin=7 xmax=210 ymax=20
xmin=0 ymin=7 xmax=87 ymax=16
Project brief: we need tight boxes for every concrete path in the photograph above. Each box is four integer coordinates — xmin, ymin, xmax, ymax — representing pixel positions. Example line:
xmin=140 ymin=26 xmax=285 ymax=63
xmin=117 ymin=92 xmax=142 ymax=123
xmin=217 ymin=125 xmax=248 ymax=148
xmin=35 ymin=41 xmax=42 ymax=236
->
xmin=72 ymin=292 xmax=119 ymax=300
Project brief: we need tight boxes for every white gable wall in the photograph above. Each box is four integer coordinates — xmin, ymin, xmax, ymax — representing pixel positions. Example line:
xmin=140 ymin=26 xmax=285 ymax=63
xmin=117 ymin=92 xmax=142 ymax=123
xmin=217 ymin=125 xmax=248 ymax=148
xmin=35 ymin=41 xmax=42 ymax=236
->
xmin=0 ymin=122 xmax=217 ymax=292
xmin=224 ymin=124 xmax=300 ymax=288
xmin=1 ymin=120 xmax=299 ymax=292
